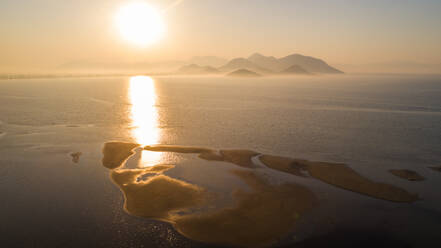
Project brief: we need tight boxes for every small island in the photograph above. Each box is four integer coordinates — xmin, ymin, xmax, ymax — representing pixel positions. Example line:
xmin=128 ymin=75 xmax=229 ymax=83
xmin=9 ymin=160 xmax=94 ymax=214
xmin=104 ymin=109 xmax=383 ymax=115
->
xmin=169 ymin=52 xmax=344 ymax=77
xmin=227 ymin=69 xmax=261 ymax=77
xmin=70 ymin=152 xmax=82 ymax=164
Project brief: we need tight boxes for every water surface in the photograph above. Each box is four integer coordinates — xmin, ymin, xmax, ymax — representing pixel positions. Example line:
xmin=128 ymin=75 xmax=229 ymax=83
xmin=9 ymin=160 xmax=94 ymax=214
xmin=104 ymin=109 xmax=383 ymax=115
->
xmin=1 ymin=74 xmax=441 ymax=247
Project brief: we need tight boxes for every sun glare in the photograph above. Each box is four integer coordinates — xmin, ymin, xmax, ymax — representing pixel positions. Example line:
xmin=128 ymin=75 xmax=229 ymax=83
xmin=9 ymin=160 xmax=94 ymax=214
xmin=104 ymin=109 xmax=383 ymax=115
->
xmin=129 ymin=76 xmax=161 ymax=167
xmin=116 ymin=2 xmax=165 ymax=46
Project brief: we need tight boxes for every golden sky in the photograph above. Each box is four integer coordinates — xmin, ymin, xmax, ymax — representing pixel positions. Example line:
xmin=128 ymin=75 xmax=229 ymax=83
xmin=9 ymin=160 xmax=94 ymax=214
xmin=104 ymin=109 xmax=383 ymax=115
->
xmin=1 ymin=0 xmax=440 ymax=73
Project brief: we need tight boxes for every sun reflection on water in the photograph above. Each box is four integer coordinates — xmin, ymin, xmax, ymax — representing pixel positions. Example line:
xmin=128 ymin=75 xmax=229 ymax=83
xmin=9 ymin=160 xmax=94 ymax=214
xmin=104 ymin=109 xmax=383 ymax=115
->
xmin=129 ymin=76 xmax=161 ymax=167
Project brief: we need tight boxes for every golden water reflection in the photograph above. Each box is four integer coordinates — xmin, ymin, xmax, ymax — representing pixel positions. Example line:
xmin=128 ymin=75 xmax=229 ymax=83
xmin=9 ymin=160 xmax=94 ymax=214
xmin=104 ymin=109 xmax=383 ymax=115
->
xmin=129 ymin=76 xmax=161 ymax=167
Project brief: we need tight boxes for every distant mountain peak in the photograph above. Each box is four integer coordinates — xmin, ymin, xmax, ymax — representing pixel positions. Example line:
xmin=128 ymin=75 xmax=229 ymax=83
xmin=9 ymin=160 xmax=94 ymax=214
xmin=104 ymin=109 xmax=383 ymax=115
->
xmin=227 ymin=69 xmax=261 ymax=77
xmin=281 ymin=65 xmax=311 ymax=75
xmin=176 ymin=64 xmax=219 ymax=75
xmin=278 ymin=54 xmax=343 ymax=74
xmin=219 ymin=58 xmax=272 ymax=74
xmin=248 ymin=53 xmax=277 ymax=60
xmin=248 ymin=53 xmax=266 ymax=59
xmin=219 ymin=52 xmax=343 ymax=75
xmin=230 ymin=57 xmax=250 ymax=62
xmin=286 ymin=53 xmax=303 ymax=57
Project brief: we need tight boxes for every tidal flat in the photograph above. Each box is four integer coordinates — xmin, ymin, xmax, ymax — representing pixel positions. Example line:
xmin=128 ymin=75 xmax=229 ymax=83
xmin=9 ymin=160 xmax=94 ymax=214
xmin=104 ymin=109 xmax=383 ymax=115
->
xmin=102 ymin=142 xmax=424 ymax=246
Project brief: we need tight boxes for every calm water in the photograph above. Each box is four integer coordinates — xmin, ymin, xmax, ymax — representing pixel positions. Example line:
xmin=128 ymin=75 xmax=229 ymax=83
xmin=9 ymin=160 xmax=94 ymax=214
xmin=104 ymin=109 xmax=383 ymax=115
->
xmin=1 ymin=74 xmax=441 ymax=247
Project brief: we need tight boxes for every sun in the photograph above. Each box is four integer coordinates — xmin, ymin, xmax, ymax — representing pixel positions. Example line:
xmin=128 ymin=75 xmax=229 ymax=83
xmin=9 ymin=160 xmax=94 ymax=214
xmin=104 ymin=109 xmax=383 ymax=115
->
xmin=115 ymin=2 xmax=165 ymax=46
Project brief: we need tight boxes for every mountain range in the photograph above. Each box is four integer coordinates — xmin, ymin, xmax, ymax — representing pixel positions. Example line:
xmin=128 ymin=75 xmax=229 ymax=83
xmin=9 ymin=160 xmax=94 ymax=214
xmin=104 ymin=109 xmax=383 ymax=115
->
xmin=176 ymin=53 xmax=343 ymax=76
xmin=227 ymin=69 xmax=262 ymax=77
xmin=58 ymin=53 xmax=343 ymax=76
xmin=176 ymin=64 xmax=220 ymax=74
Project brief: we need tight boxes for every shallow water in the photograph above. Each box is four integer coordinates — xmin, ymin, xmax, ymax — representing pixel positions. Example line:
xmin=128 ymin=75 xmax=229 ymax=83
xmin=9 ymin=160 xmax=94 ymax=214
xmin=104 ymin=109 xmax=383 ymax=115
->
xmin=0 ymin=74 xmax=441 ymax=247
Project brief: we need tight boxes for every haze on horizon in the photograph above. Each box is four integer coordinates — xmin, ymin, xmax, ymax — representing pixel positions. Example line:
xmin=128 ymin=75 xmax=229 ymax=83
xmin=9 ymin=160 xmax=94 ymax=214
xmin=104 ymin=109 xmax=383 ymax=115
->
xmin=1 ymin=0 xmax=441 ymax=74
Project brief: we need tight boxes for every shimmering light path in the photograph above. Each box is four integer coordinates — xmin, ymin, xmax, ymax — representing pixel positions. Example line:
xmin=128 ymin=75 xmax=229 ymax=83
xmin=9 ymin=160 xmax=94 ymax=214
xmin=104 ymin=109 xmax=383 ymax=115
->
xmin=129 ymin=76 xmax=161 ymax=167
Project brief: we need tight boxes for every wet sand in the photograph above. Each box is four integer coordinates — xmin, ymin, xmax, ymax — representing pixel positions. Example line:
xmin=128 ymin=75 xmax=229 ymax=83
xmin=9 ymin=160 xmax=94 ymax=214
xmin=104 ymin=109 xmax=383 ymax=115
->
xmin=102 ymin=142 xmax=423 ymax=247
xmin=305 ymin=161 xmax=419 ymax=202
xmin=144 ymin=145 xmax=419 ymax=203
xmin=111 ymin=167 xmax=206 ymax=220
xmin=174 ymin=170 xmax=317 ymax=247
xmin=259 ymin=155 xmax=309 ymax=177
xmin=260 ymin=155 xmax=419 ymax=202
xmin=429 ymin=166 xmax=441 ymax=173
xmin=102 ymin=142 xmax=140 ymax=169
xmin=218 ymin=150 xmax=260 ymax=168
xmin=389 ymin=169 xmax=425 ymax=181
xmin=144 ymin=145 xmax=259 ymax=168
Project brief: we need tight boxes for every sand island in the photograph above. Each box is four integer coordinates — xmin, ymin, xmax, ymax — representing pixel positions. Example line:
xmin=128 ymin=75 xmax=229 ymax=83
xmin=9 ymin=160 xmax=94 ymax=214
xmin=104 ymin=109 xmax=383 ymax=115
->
xmin=101 ymin=142 xmax=420 ymax=247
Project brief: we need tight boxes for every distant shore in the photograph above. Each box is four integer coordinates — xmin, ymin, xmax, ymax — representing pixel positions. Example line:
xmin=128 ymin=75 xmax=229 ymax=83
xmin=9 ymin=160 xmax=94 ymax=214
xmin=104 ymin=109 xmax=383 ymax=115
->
xmin=2 ymin=72 xmax=441 ymax=81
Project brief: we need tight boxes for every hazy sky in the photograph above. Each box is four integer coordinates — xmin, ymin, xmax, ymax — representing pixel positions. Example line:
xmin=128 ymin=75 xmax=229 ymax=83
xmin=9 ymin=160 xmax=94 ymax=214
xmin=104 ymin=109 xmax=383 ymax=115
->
xmin=1 ymin=0 xmax=441 ymax=72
